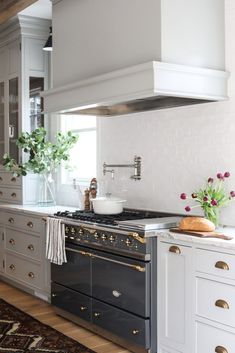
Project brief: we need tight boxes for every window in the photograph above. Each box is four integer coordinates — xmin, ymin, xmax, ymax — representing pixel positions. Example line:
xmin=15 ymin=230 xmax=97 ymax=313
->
xmin=60 ymin=115 xmax=96 ymax=186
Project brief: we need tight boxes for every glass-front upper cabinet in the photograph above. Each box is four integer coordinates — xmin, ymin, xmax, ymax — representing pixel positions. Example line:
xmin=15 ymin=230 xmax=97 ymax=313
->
xmin=0 ymin=82 xmax=4 ymax=164
xmin=29 ymin=77 xmax=44 ymax=132
xmin=9 ymin=77 xmax=19 ymax=162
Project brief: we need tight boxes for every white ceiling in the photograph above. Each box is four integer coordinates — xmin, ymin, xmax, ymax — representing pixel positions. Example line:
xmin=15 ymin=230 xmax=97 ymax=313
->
xmin=19 ymin=0 xmax=52 ymax=19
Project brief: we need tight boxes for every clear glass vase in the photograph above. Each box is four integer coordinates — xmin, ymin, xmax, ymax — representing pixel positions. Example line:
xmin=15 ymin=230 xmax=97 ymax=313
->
xmin=203 ymin=207 xmax=220 ymax=227
xmin=37 ymin=173 xmax=56 ymax=206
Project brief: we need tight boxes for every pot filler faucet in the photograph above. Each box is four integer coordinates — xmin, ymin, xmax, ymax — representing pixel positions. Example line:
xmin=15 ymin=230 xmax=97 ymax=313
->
xmin=103 ymin=155 xmax=141 ymax=180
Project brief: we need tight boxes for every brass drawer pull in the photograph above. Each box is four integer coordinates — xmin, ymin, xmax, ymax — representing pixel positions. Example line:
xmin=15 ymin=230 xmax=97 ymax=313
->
xmin=9 ymin=264 xmax=15 ymax=271
xmin=28 ymin=272 xmax=35 ymax=279
xmin=27 ymin=244 xmax=34 ymax=251
xmin=215 ymin=346 xmax=228 ymax=353
xmin=132 ymin=329 xmax=139 ymax=335
xmin=94 ymin=312 xmax=100 ymax=318
xmin=80 ymin=306 xmax=87 ymax=311
xmin=169 ymin=245 xmax=181 ymax=254
xmin=11 ymin=177 xmax=17 ymax=182
xmin=0 ymin=177 xmax=2 ymax=181
xmin=215 ymin=299 xmax=229 ymax=310
xmin=0 ymin=191 xmax=3 ymax=196
xmin=27 ymin=222 xmax=33 ymax=228
xmin=8 ymin=217 xmax=14 ymax=224
xmin=215 ymin=261 xmax=229 ymax=271
xmin=9 ymin=238 xmax=15 ymax=245
xmin=11 ymin=192 xmax=16 ymax=198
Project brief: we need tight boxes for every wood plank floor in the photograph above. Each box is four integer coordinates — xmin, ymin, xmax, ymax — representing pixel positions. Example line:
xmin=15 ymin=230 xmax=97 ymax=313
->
xmin=0 ymin=281 xmax=131 ymax=353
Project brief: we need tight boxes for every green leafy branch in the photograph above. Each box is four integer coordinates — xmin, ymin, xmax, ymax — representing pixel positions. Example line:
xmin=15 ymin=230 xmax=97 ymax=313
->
xmin=3 ymin=128 xmax=78 ymax=176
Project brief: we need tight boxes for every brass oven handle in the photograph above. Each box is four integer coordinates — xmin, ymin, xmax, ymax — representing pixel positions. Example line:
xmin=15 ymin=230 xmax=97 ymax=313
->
xmin=215 ymin=299 xmax=229 ymax=310
xmin=65 ymin=247 xmax=146 ymax=272
xmin=83 ymin=227 xmax=97 ymax=235
xmin=215 ymin=346 xmax=228 ymax=353
xmin=28 ymin=272 xmax=35 ymax=279
xmin=11 ymin=177 xmax=17 ymax=182
xmin=11 ymin=192 xmax=17 ymax=198
xmin=215 ymin=261 xmax=229 ymax=271
xmin=80 ymin=306 xmax=87 ymax=311
xmin=128 ymin=232 xmax=146 ymax=244
xmin=27 ymin=221 xmax=34 ymax=228
xmin=9 ymin=264 xmax=15 ymax=271
xmin=8 ymin=217 xmax=14 ymax=224
xmin=27 ymin=244 xmax=34 ymax=251
xmin=132 ymin=329 xmax=139 ymax=335
xmin=9 ymin=238 xmax=15 ymax=245
xmin=169 ymin=245 xmax=181 ymax=254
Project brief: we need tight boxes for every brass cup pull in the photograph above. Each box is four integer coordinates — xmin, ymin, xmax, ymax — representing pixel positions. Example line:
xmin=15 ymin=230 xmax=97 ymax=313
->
xmin=215 ymin=346 xmax=228 ymax=353
xmin=28 ymin=272 xmax=35 ymax=279
xmin=94 ymin=312 xmax=100 ymax=318
xmin=11 ymin=193 xmax=16 ymax=198
xmin=132 ymin=329 xmax=139 ymax=335
xmin=169 ymin=245 xmax=181 ymax=254
xmin=11 ymin=177 xmax=17 ymax=182
xmin=8 ymin=217 xmax=14 ymax=224
xmin=27 ymin=222 xmax=33 ymax=228
xmin=0 ymin=177 xmax=2 ymax=181
xmin=215 ymin=261 xmax=229 ymax=271
xmin=0 ymin=191 xmax=3 ymax=196
xmin=9 ymin=238 xmax=15 ymax=245
xmin=27 ymin=244 xmax=34 ymax=251
xmin=9 ymin=264 xmax=15 ymax=271
xmin=80 ymin=306 xmax=87 ymax=311
xmin=215 ymin=299 xmax=229 ymax=310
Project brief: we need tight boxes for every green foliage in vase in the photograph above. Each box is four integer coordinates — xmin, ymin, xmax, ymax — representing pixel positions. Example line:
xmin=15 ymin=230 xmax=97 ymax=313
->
xmin=3 ymin=127 xmax=78 ymax=176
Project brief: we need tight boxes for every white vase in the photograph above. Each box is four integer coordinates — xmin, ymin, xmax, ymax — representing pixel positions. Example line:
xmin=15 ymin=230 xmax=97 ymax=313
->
xmin=37 ymin=173 xmax=56 ymax=206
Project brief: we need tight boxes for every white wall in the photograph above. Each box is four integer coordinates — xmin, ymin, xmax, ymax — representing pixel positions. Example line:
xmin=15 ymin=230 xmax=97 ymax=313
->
xmin=97 ymin=0 xmax=235 ymax=226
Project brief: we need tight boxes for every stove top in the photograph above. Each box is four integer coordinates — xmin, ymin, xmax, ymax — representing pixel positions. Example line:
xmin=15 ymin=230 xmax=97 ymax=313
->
xmin=54 ymin=209 xmax=171 ymax=227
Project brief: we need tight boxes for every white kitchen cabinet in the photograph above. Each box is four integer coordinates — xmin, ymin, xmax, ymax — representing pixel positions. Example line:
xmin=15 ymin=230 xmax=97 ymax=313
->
xmin=0 ymin=226 xmax=4 ymax=272
xmin=0 ymin=15 xmax=50 ymax=204
xmin=0 ymin=209 xmax=50 ymax=301
xmin=158 ymin=240 xmax=194 ymax=353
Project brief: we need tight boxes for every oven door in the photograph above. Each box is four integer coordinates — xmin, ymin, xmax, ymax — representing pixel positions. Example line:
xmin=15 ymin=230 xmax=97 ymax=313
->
xmin=92 ymin=250 xmax=150 ymax=318
xmin=51 ymin=245 xmax=91 ymax=296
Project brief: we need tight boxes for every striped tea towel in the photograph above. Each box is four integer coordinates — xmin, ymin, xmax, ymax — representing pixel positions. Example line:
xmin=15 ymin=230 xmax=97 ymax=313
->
xmin=46 ymin=217 xmax=67 ymax=265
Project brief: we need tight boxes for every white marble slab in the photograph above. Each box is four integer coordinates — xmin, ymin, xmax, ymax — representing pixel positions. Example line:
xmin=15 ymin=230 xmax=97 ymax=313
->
xmin=0 ymin=204 xmax=78 ymax=217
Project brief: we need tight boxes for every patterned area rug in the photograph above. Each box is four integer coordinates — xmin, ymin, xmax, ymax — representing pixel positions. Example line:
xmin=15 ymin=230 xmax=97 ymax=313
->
xmin=0 ymin=299 xmax=95 ymax=353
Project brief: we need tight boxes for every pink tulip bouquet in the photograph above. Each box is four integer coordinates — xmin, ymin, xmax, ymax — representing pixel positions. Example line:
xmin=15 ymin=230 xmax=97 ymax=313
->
xmin=180 ymin=172 xmax=235 ymax=226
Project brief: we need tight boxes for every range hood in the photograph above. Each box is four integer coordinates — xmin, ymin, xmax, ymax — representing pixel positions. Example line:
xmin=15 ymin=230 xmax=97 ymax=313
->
xmin=42 ymin=60 xmax=228 ymax=116
xmin=43 ymin=0 xmax=229 ymax=117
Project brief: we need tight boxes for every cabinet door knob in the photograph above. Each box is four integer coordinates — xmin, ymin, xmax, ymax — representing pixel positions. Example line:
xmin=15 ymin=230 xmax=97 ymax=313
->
xmin=0 ymin=191 xmax=3 ymax=196
xmin=215 ymin=299 xmax=229 ymax=310
xmin=11 ymin=177 xmax=17 ymax=182
xmin=9 ymin=238 xmax=15 ymax=245
xmin=9 ymin=264 xmax=15 ymax=271
xmin=51 ymin=293 xmax=57 ymax=298
xmin=169 ymin=245 xmax=181 ymax=254
xmin=132 ymin=329 xmax=139 ymax=335
xmin=27 ymin=244 xmax=34 ymax=251
xmin=80 ymin=306 xmax=87 ymax=311
xmin=11 ymin=192 xmax=16 ymax=198
xmin=27 ymin=221 xmax=33 ymax=228
xmin=94 ymin=312 xmax=100 ymax=318
xmin=215 ymin=261 xmax=229 ymax=271
xmin=215 ymin=346 xmax=228 ymax=353
xmin=8 ymin=217 xmax=14 ymax=224
xmin=28 ymin=272 xmax=35 ymax=279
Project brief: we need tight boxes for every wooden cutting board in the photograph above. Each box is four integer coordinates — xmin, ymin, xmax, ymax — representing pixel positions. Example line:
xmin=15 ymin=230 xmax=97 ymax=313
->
xmin=170 ymin=228 xmax=233 ymax=240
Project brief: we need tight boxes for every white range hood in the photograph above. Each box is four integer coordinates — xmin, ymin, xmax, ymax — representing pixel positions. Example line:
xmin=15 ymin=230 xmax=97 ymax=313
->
xmin=42 ymin=0 xmax=229 ymax=116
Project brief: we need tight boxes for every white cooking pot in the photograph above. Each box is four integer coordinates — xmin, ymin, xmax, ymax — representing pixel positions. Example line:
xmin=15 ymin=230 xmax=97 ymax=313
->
xmin=91 ymin=196 xmax=126 ymax=215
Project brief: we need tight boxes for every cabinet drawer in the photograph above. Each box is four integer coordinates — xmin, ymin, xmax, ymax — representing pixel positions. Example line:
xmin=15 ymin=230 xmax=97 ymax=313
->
xmin=196 ymin=248 xmax=235 ymax=281
xmin=196 ymin=321 xmax=235 ymax=353
xmin=92 ymin=299 xmax=150 ymax=348
xmin=0 ymin=187 xmax=22 ymax=203
xmin=196 ymin=277 xmax=235 ymax=328
xmin=0 ymin=172 xmax=21 ymax=186
xmin=51 ymin=283 xmax=91 ymax=322
xmin=4 ymin=212 xmax=43 ymax=234
xmin=6 ymin=228 xmax=41 ymax=260
xmin=5 ymin=253 xmax=43 ymax=289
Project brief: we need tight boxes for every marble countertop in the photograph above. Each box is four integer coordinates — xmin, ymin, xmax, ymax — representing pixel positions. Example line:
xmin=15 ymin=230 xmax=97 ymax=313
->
xmin=0 ymin=204 xmax=78 ymax=217
xmin=158 ymin=226 xmax=235 ymax=250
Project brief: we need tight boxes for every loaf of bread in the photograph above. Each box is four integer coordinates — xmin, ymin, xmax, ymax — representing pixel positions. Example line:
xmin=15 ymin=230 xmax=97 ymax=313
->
xmin=179 ymin=217 xmax=215 ymax=232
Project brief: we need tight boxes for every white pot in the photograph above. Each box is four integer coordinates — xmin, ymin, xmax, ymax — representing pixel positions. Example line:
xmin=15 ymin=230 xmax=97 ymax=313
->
xmin=91 ymin=197 xmax=126 ymax=215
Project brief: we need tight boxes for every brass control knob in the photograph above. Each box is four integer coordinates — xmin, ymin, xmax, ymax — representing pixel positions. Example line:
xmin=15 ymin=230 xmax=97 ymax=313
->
xmin=109 ymin=235 xmax=116 ymax=242
xmin=101 ymin=234 xmax=107 ymax=241
xmin=94 ymin=312 xmax=100 ymax=318
xmin=78 ymin=228 xmax=84 ymax=236
xmin=94 ymin=232 xmax=99 ymax=239
xmin=80 ymin=306 xmax=87 ymax=311
xmin=65 ymin=226 xmax=70 ymax=234
xmin=71 ymin=227 xmax=76 ymax=234
xmin=125 ymin=238 xmax=132 ymax=246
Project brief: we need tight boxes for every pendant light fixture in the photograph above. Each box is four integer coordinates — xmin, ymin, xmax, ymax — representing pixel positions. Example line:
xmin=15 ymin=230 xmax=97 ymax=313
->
xmin=43 ymin=26 xmax=52 ymax=51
